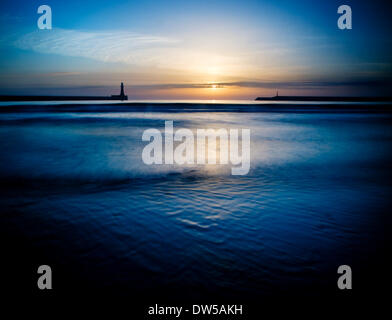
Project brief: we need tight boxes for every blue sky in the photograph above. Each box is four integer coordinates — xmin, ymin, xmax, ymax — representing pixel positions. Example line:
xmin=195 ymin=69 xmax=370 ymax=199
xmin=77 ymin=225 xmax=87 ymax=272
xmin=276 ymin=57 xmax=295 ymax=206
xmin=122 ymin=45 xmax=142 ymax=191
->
xmin=0 ymin=0 xmax=391 ymax=98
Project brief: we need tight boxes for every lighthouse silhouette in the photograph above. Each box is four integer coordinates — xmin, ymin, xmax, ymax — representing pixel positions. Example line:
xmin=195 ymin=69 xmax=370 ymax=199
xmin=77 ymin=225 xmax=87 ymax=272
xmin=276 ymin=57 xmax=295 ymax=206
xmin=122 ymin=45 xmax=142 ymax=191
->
xmin=111 ymin=82 xmax=128 ymax=100
xmin=120 ymin=82 xmax=125 ymax=97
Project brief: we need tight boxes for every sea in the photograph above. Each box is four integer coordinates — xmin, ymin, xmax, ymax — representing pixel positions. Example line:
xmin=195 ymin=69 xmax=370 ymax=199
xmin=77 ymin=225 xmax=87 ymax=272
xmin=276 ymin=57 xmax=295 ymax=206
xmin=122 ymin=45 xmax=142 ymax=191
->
xmin=0 ymin=100 xmax=391 ymax=303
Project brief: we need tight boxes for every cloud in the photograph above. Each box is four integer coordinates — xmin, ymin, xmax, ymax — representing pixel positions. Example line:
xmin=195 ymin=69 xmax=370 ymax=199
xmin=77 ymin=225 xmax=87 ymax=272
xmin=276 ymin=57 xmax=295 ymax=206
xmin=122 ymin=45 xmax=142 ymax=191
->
xmin=13 ymin=28 xmax=179 ymax=65
xmin=11 ymin=28 xmax=241 ymax=74
xmin=9 ymin=28 xmax=392 ymax=91
xmin=130 ymin=79 xmax=392 ymax=90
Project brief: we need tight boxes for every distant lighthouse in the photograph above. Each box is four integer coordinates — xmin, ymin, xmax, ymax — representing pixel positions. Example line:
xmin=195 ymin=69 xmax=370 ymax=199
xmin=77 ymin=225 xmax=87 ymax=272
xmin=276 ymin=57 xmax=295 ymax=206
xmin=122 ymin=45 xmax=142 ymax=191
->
xmin=120 ymin=82 xmax=125 ymax=98
xmin=111 ymin=82 xmax=128 ymax=100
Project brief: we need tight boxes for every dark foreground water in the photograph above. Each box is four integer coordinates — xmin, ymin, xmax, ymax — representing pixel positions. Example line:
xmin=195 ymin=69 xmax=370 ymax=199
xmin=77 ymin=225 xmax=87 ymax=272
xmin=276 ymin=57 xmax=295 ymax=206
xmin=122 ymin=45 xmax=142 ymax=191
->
xmin=0 ymin=104 xmax=391 ymax=303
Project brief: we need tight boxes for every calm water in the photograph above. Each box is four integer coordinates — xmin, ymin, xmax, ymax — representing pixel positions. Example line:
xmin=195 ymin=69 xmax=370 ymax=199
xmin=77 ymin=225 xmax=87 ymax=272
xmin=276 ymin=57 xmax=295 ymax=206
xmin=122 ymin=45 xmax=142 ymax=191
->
xmin=1 ymin=104 xmax=391 ymax=300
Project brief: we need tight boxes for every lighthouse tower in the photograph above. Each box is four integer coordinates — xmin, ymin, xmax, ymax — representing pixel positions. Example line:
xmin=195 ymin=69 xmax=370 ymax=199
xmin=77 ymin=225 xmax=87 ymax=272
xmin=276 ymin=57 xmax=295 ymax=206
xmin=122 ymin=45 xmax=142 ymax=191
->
xmin=120 ymin=82 xmax=125 ymax=98
xmin=111 ymin=82 xmax=128 ymax=100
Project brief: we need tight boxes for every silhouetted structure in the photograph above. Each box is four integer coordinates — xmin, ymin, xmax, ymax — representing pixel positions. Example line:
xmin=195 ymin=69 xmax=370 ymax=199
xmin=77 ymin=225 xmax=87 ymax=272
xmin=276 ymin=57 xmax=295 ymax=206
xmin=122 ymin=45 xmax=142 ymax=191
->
xmin=0 ymin=82 xmax=129 ymax=101
xmin=111 ymin=82 xmax=128 ymax=101
xmin=255 ymin=95 xmax=392 ymax=102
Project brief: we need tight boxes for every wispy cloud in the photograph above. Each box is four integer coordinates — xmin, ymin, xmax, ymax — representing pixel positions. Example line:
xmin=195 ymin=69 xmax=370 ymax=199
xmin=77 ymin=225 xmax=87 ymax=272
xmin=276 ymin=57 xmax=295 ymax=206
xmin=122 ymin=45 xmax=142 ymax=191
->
xmin=13 ymin=28 xmax=179 ymax=65
xmin=11 ymin=28 xmax=248 ymax=77
xmin=7 ymin=28 xmax=392 ymax=95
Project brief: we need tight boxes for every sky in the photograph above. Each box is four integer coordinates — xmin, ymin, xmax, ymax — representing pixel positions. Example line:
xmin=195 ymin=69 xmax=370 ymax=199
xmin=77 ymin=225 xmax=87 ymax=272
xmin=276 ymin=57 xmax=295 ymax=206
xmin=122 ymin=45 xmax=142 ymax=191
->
xmin=0 ymin=0 xmax=391 ymax=99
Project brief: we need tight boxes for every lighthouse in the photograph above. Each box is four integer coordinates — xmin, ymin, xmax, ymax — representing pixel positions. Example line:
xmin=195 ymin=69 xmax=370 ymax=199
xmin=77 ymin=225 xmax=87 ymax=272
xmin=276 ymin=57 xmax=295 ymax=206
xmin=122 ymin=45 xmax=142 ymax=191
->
xmin=111 ymin=82 xmax=128 ymax=100
xmin=120 ymin=82 xmax=125 ymax=98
